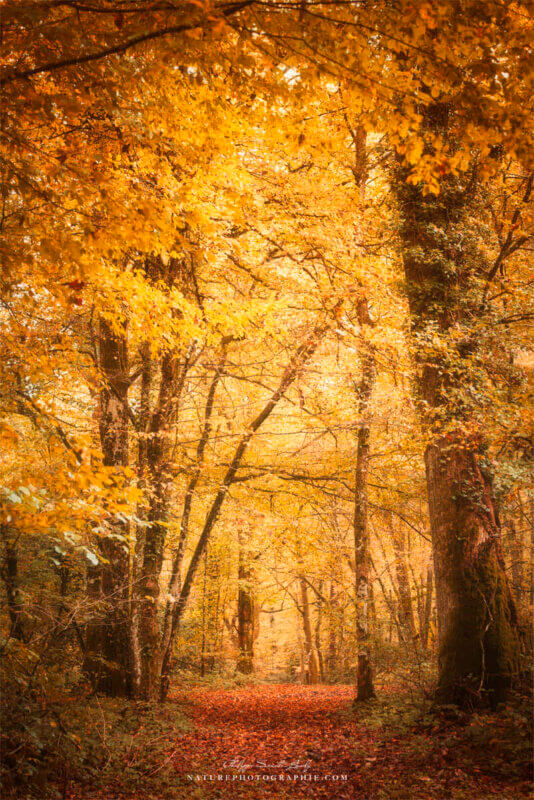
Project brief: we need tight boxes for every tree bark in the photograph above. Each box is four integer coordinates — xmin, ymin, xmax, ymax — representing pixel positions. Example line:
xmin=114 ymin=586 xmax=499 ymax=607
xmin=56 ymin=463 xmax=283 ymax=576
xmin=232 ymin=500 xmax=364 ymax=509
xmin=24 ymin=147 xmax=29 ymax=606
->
xmin=0 ymin=526 xmax=27 ymax=642
xmin=314 ymin=583 xmax=325 ymax=682
xmin=506 ymin=519 xmax=524 ymax=600
xmin=353 ymin=350 xmax=376 ymax=701
xmin=393 ymin=106 xmax=522 ymax=705
xmin=132 ymin=254 xmax=194 ymax=700
xmin=84 ymin=316 xmax=131 ymax=696
xmin=326 ymin=581 xmax=338 ymax=682
xmin=390 ymin=517 xmax=418 ymax=648
xmin=129 ymin=340 xmax=152 ymax=697
xmin=200 ymin=549 xmax=208 ymax=677
xmin=236 ymin=528 xmax=255 ymax=674
xmin=425 ymin=439 xmax=521 ymax=705
xmin=138 ymin=344 xmax=190 ymax=700
xmin=348 ymin=121 xmax=376 ymax=702
xmin=298 ymin=576 xmax=320 ymax=684
xmin=421 ymin=564 xmax=433 ymax=650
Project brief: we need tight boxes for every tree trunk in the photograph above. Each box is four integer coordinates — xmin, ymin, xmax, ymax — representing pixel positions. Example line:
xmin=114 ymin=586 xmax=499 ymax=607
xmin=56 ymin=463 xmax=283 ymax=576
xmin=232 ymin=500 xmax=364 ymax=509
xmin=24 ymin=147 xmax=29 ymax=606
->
xmin=390 ymin=517 xmax=418 ymax=648
xmin=349 ymin=121 xmax=376 ymax=702
xmin=236 ymin=529 xmax=255 ymax=674
xmin=138 ymin=347 xmax=185 ymax=700
xmin=421 ymin=564 xmax=433 ymax=650
xmin=425 ymin=440 xmax=521 ymax=705
xmin=298 ymin=576 xmax=320 ymax=684
xmin=393 ymin=110 xmax=522 ymax=705
xmin=134 ymin=255 xmax=196 ymax=700
xmin=353 ymin=350 xmax=376 ymax=701
xmin=0 ymin=526 xmax=27 ymax=642
xmin=129 ymin=341 xmax=152 ymax=697
xmin=84 ymin=316 xmax=131 ymax=696
xmin=326 ymin=581 xmax=338 ymax=682
xmin=199 ymin=549 xmax=208 ymax=676
xmin=314 ymin=583 xmax=325 ymax=682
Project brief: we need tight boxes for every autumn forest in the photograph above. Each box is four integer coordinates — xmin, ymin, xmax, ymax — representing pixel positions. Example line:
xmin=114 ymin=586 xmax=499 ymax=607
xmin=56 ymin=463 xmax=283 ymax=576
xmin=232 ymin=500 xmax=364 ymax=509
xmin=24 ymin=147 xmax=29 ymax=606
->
xmin=1 ymin=2 xmax=533 ymax=799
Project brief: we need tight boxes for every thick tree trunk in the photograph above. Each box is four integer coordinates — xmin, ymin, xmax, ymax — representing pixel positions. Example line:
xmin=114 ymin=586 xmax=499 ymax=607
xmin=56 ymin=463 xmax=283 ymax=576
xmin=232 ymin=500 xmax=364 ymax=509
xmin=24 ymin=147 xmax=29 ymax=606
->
xmin=85 ymin=317 xmax=131 ymax=696
xmin=393 ymin=108 xmax=522 ymax=705
xmin=425 ymin=439 xmax=520 ymax=705
xmin=133 ymin=254 xmax=195 ymax=700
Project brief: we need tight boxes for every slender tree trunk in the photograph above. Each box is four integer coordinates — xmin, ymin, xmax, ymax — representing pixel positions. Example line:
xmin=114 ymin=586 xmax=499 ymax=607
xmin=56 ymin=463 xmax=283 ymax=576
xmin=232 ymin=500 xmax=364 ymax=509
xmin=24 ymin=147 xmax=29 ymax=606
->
xmin=85 ymin=317 xmax=131 ymax=696
xmin=237 ymin=529 xmax=255 ymax=674
xmin=514 ymin=491 xmax=530 ymax=608
xmin=326 ymin=581 xmax=338 ymax=682
xmin=298 ymin=576 xmax=320 ymax=684
xmin=297 ymin=629 xmax=307 ymax=683
xmin=338 ymin=605 xmax=346 ymax=674
xmin=390 ymin=517 xmax=418 ymax=648
xmin=129 ymin=341 xmax=152 ymax=697
xmin=139 ymin=348 xmax=185 ymax=700
xmin=0 ymin=526 xmax=26 ymax=642
xmin=421 ymin=564 xmax=433 ymax=650
xmin=353 ymin=350 xmax=376 ymax=701
xmin=348 ymin=122 xmax=376 ymax=702
xmin=369 ymin=582 xmax=377 ymax=640
xmin=200 ymin=549 xmax=208 ymax=676
xmin=314 ymin=582 xmax=325 ymax=682
xmin=393 ymin=107 xmax=522 ymax=705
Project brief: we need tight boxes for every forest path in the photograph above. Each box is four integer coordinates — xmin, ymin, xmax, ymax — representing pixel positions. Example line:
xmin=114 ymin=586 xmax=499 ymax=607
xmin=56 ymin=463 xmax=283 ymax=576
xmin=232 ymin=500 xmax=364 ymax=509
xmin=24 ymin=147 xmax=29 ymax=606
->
xmin=171 ymin=685 xmax=362 ymax=799
xmin=169 ymin=684 xmax=530 ymax=800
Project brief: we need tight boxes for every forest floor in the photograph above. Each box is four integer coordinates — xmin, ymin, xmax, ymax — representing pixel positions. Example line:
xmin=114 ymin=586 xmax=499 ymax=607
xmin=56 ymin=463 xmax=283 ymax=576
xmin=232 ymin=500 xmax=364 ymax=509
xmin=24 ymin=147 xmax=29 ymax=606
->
xmin=168 ymin=684 xmax=531 ymax=800
xmin=58 ymin=683 xmax=532 ymax=800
